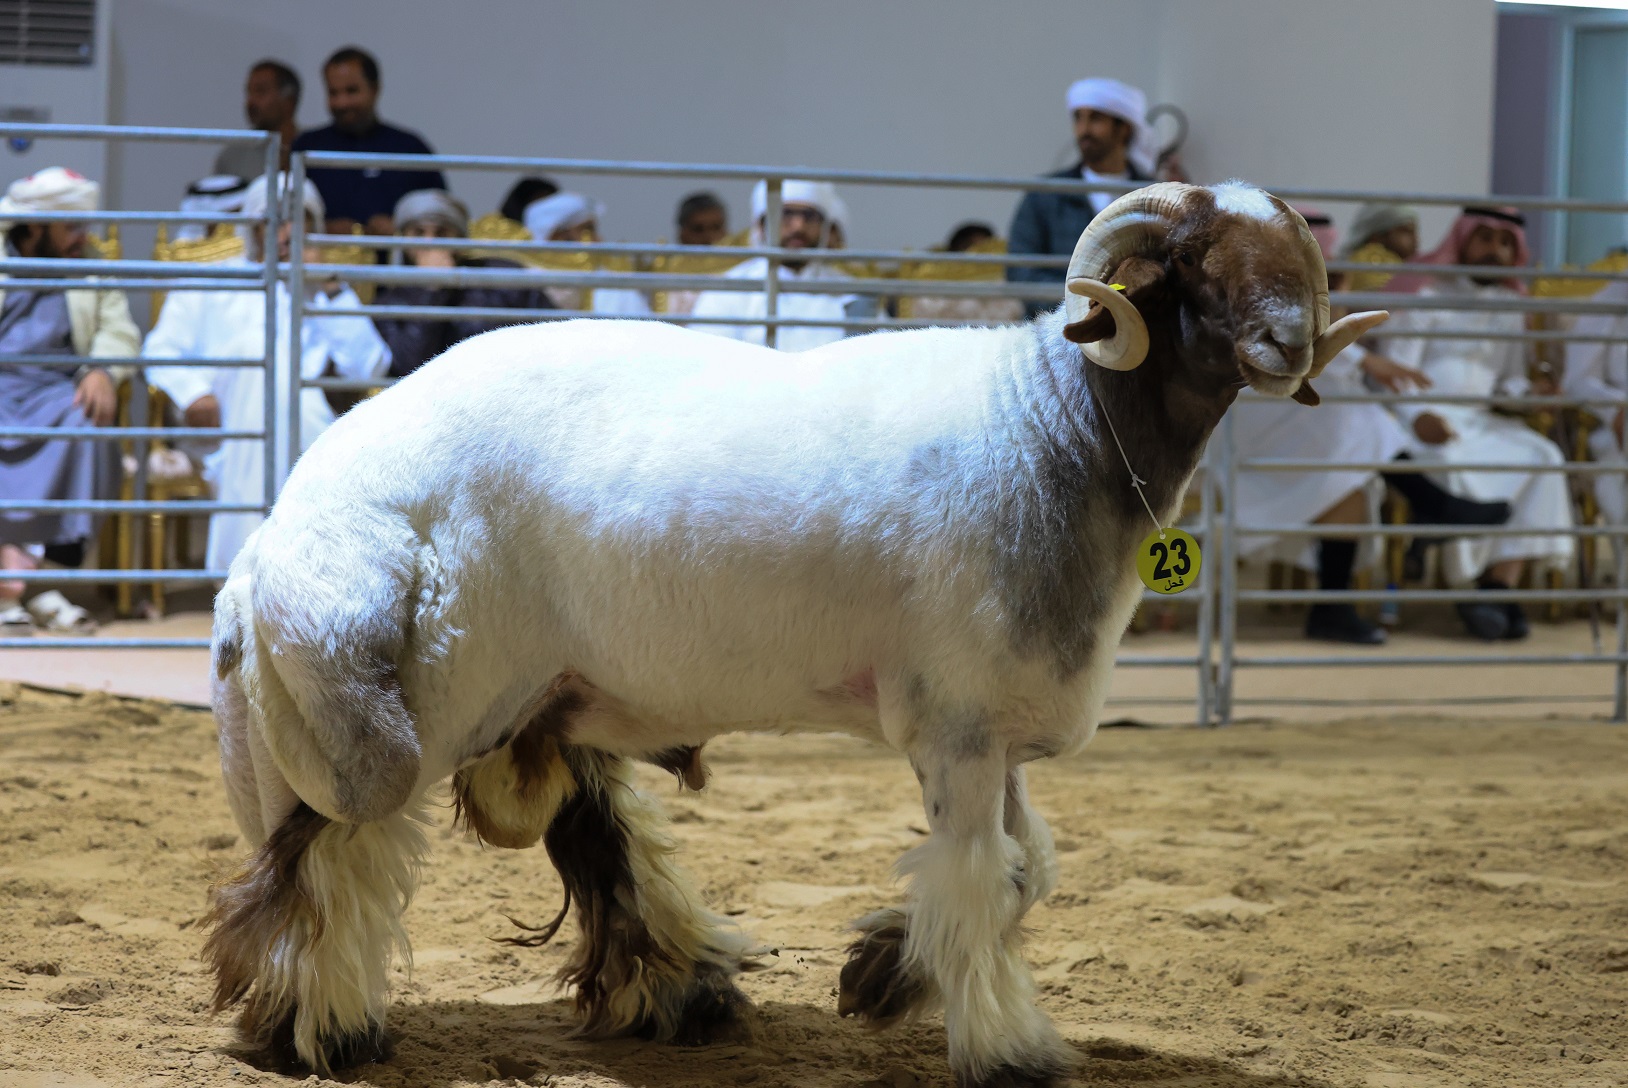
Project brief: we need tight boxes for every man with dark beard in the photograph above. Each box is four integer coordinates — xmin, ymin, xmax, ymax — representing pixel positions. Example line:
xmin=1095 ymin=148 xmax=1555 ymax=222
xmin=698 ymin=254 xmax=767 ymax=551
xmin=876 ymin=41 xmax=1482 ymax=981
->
xmin=292 ymin=46 xmax=447 ymax=237
xmin=1382 ymin=208 xmax=1574 ymax=641
xmin=214 ymin=59 xmax=302 ymax=178
xmin=0 ymin=168 xmax=139 ymax=633
xmin=1007 ymin=77 xmax=1155 ymax=317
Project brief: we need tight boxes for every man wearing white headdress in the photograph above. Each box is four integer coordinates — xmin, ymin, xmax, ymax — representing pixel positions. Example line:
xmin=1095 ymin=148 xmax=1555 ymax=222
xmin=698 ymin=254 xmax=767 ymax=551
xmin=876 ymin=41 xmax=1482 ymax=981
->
xmin=0 ymin=167 xmax=140 ymax=631
xmin=689 ymin=179 xmax=861 ymax=352
xmin=1008 ymin=77 xmax=1156 ymax=318
xmin=1564 ymin=278 xmax=1628 ymax=546
xmin=143 ymin=173 xmax=390 ymax=574
xmin=522 ymin=191 xmax=650 ymax=317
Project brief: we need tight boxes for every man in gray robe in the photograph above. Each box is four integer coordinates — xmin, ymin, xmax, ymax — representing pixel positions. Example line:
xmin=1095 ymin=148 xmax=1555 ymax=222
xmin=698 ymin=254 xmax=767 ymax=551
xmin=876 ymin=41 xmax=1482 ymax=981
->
xmin=0 ymin=167 xmax=139 ymax=630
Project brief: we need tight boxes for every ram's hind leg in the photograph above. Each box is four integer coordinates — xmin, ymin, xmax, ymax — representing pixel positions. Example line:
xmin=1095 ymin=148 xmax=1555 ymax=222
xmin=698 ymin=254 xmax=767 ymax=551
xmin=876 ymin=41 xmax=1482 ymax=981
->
xmin=540 ymin=746 xmax=753 ymax=1043
xmin=202 ymin=803 xmax=425 ymax=1073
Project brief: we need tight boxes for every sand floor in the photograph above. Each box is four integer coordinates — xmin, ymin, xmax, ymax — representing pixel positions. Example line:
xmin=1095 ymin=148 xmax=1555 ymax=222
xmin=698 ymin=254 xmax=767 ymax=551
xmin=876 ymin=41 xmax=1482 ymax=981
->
xmin=1 ymin=682 xmax=1626 ymax=1088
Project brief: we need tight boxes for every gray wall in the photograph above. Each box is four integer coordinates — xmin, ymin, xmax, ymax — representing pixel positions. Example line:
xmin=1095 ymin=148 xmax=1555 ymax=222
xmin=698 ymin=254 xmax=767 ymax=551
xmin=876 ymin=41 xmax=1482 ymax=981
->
xmin=95 ymin=0 xmax=1497 ymax=254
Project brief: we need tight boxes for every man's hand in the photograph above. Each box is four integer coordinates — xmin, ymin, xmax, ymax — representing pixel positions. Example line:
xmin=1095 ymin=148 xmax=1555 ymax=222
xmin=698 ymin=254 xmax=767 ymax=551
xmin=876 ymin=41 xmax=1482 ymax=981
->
xmin=184 ymin=394 xmax=221 ymax=429
xmin=73 ymin=368 xmax=116 ymax=426
xmin=365 ymin=213 xmax=396 ymax=237
xmin=1412 ymin=411 xmax=1455 ymax=446
xmin=1361 ymin=352 xmax=1432 ymax=393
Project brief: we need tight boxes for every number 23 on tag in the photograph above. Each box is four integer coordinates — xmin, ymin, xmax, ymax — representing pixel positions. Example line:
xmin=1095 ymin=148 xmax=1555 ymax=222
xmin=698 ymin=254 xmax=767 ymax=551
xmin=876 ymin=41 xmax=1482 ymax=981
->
xmin=1136 ymin=527 xmax=1201 ymax=595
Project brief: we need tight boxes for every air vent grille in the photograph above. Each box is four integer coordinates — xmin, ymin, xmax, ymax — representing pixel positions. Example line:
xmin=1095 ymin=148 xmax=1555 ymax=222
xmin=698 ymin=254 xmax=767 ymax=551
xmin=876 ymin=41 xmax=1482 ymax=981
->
xmin=0 ymin=0 xmax=95 ymax=67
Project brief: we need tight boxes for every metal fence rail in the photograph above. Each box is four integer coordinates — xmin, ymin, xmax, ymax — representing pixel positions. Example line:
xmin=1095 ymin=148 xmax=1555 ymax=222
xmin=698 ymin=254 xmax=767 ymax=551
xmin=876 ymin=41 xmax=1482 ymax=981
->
xmin=9 ymin=129 xmax=1628 ymax=727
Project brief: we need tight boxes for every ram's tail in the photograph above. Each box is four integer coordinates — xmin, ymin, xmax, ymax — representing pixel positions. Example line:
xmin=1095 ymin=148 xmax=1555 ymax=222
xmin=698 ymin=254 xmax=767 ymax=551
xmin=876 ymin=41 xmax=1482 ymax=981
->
xmin=235 ymin=512 xmax=425 ymax=825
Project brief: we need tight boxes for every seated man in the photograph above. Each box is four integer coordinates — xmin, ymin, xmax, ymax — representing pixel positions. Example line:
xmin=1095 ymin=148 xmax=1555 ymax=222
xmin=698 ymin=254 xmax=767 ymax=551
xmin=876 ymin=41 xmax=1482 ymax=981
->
xmin=143 ymin=174 xmax=390 ymax=574
xmin=1341 ymin=202 xmax=1419 ymax=293
xmin=373 ymin=188 xmax=552 ymax=377
xmin=1563 ymin=277 xmax=1628 ymax=536
xmin=1234 ymin=210 xmax=1508 ymax=645
xmin=1383 ymin=207 xmax=1575 ymax=640
xmin=521 ymin=190 xmax=650 ymax=317
xmin=499 ymin=175 xmax=558 ymax=225
xmin=676 ymin=191 xmax=728 ymax=246
xmin=1007 ymin=77 xmax=1154 ymax=318
xmin=689 ymin=179 xmax=860 ymax=351
xmin=0 ymin=167 xmax=139 ymax=633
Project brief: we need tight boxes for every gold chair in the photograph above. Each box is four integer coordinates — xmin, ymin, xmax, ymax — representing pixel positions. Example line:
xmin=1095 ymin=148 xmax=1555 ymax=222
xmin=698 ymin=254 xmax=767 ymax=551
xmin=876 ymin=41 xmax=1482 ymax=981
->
xmin=647 ymin=228 xmax=748 ymax=315
xmin=107 ymin=382 xmax=210 ymax=617
xmin=1344 ymin=240 xmax=1403 ymax=294
xmin=149 ymin=223 xmax=245 ymax=323
xmin=895 ymin=237 xmax=1023 ymax=326
xmin=469 ymin=213 xmax=637 ymax=312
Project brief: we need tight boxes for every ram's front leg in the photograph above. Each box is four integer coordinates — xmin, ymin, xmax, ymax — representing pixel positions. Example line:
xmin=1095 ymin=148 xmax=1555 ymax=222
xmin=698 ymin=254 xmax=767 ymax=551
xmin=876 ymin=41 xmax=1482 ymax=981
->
xmin=842 ymin=739 xmax=1071 ymax=1088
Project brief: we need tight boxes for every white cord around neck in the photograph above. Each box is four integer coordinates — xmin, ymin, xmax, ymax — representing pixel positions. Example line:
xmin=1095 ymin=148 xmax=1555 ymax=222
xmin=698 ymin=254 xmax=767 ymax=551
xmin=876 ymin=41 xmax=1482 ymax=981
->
xmin=1100 ymin=403 xmax=1164 ymax=538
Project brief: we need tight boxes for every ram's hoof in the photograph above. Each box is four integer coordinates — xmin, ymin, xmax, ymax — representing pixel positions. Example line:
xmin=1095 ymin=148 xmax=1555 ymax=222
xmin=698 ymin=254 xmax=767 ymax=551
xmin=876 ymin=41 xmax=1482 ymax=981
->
xmin=955 ymin=1052 xmax=1073 ymax=1088
xmin=668 ymin=964 xmax=755 ymax=1046
xmin=252 ymin=1010 xmax=393 ymax=1074
xmin=838 ymin=908 xmax=928 ymax=1027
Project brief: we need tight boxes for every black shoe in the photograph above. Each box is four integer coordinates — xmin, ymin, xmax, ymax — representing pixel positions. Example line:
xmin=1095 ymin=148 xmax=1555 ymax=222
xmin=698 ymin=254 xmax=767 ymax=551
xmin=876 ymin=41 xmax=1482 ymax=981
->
xmin=1306 ymin=604 xmax=1388 ymax=645
xmin=1503 ymin=601 xmax=1530 ymax=640
xmin=1456 ymin=601 xmax=1510 ymax=641
xmin=1436 ymin=496 xmax=1513 ymax=527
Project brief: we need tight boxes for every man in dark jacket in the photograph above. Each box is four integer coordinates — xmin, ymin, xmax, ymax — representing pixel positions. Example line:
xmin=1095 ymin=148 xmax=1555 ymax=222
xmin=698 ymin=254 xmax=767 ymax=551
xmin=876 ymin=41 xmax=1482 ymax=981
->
xmin=371 ymin=189 xmax=552 ymax=378
xmin=1007 ymin=77 xmax=1154 ymax=317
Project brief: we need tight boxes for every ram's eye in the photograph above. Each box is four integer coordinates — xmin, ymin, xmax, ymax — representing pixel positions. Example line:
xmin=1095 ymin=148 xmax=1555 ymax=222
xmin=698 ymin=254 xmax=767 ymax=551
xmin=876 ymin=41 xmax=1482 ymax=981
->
xmin=1176 ymin=251 xmax=1197 ymax=267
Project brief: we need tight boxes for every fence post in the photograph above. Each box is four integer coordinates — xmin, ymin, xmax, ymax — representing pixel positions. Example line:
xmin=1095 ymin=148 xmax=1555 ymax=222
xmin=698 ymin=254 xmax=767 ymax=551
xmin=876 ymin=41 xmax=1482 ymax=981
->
xmin=764 ymin=177 xmax=781 ymax=350
xmin=262 ymin=134 xmax=282 ymax=506
xmin=1217 ymin=412 xmax=1238 ymax=725
xmin=286 ymin=152 xmax=307 ymax=488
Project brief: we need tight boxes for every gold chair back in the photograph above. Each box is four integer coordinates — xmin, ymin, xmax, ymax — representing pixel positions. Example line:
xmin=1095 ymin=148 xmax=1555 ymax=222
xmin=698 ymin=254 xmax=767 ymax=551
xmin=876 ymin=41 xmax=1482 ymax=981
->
xmin=895 ymin=237 xmax=1023 ymax=324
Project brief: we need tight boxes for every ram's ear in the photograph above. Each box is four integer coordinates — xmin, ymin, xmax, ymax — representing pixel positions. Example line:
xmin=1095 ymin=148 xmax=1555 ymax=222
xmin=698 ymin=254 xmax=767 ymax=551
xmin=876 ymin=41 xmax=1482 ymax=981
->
xmin=1291 ymin=380 xmax=1320 ymax=406
xmin=1062 ymin=256 xmax=1167 ymax=345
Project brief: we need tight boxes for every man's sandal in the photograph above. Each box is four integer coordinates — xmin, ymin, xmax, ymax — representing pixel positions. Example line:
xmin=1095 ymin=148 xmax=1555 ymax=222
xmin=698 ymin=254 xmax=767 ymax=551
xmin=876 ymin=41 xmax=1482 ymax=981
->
xmin=25 ymin=590 xmax=98 ymax=634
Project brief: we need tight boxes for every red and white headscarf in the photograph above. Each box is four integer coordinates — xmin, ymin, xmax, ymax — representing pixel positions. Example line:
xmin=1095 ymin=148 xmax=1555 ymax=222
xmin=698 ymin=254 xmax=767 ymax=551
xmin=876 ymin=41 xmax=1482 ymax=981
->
xmin=1390 ymin=206 xmax=1530 ymax=294
xmin=0 ymin=166 xmax=99 ymax=230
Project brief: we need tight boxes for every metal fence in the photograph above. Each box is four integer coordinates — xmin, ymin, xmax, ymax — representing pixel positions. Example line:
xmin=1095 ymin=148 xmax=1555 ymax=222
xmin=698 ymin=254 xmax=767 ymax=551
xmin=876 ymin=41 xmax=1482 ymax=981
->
xmin=7 ymin=129 xmax=1628 ymax=724
xmin=0 ymin=123 xmax=281 ymax=650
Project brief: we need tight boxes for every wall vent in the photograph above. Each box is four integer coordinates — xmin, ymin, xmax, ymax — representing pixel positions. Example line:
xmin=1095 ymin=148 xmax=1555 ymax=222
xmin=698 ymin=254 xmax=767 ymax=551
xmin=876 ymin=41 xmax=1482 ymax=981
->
xmin=0 ymin=0 xmax=95 ymax=66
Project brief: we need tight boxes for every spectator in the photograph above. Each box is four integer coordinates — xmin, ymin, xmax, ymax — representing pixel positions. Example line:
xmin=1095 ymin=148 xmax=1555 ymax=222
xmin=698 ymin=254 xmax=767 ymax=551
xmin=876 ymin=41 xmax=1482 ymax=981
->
xmin=292 ymin=46 xmax=447 ymax=236
xmin=216 ymin=59 xmax=301 ymax=178
xmin=676 ymin=191 xmax=728 ymax=246
xmin=1233 ymin=209 xmax=1509 ymax=645
xmin=499 ymin=176 xmax=559 ymax=225
xmin=522 ymin=191 xmax=650 ymax=316
xmin=1341 ymin=203 xmax=1419 ymax=293
xmin=689 ymin=179 xmax=861 ymax=351
xmin=1007 ymin=77 xmax=1155 ymax=317
xmin=946 ymin=222 xmax=996 ymax=252
xmin=0 ymin=168 xmax=139 ymax=633
xmin=373 ymin=189 xmax=552 ymax=378
xmin=174 ymin=174 xmax=250 ymax=243
xmin=1563 ymin=278 xmax=1628 ymax=538
xmin=1382 ymin=207 xmax=1574 ymax=640
xmin=143 ymin=174 xmax=390 ymax=574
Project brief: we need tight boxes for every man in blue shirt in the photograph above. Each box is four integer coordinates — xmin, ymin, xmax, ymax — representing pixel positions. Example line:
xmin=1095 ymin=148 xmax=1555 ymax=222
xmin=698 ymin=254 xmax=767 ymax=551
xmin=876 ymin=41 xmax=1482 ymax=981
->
xmin=291 ymin=46 xmax=447 ymax=236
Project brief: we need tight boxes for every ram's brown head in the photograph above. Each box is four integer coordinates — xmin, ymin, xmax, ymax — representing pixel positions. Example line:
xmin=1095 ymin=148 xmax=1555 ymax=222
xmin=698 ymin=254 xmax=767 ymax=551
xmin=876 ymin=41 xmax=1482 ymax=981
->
xmin=1060 ymin=180 xmax=1389 ymax=406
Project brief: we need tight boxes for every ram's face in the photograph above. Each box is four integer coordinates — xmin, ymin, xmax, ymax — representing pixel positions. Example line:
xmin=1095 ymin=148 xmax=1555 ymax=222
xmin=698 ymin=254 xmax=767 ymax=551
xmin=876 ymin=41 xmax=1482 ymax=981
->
xmin=1167 ymin=191 xmax=1323 ymax=398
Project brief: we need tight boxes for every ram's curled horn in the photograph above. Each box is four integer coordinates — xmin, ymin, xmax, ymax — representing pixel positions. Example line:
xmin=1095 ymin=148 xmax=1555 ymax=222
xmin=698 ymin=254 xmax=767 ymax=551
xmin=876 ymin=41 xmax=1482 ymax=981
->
xmin=1311 ymin=309 xmax=1391 ymax=374
xmin=1281 ymin=204 xmax=1392 ymax=378
xmin=1064 ymin=182 xmax=1196 ymax=371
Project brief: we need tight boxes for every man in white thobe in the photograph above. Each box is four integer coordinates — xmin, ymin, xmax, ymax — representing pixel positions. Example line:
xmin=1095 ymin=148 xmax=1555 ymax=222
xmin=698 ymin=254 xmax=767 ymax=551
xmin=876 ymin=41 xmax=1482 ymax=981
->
xmin=143 ymin=174 xmax=390 ymax=574
xmin=690 ymin=179 xmax=861 ymax=352
xmin=1563 ymin=278 xmax=1628 ymax=532
xmin=1383 ymin=207 xmax=1574 ymax=640
xmin=1233 ymin=210 xmax=1508 ymax=645
xmin=521 ymin=191 xmax=651 ymax=318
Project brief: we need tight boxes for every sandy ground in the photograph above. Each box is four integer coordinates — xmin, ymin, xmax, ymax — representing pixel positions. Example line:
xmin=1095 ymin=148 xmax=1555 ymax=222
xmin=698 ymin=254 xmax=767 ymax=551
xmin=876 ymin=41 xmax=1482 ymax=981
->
xmin=1 ymin=683 xmax=1626 ymax=1088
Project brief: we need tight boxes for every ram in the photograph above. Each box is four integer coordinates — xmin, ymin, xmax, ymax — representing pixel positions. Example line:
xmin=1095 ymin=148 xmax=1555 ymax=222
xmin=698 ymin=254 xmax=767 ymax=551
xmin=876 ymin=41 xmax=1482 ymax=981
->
xmin=202 ymin=181 xmax=1384 ymax=1087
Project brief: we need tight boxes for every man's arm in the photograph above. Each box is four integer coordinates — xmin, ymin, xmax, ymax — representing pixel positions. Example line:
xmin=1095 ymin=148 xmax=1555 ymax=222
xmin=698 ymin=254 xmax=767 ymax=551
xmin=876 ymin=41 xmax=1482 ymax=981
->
xmin=312 ymin=286 xmax=392 ymax=379
xmin=1005 ymin=192 xmax=1049 ymax=286
xmin=372 ymin=285 xmax=450 ymax=378
xmin=140 ymin=290 xmax=217 ymax=413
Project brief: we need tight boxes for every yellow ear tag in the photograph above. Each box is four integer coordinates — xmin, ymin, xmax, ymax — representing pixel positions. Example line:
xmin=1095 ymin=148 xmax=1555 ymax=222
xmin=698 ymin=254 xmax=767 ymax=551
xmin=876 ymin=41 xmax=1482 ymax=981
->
xmin=1136 ymin=527 xmax=1201 ymax=595
xmin=1109 ymin=283 xmax=1126 ymax=290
